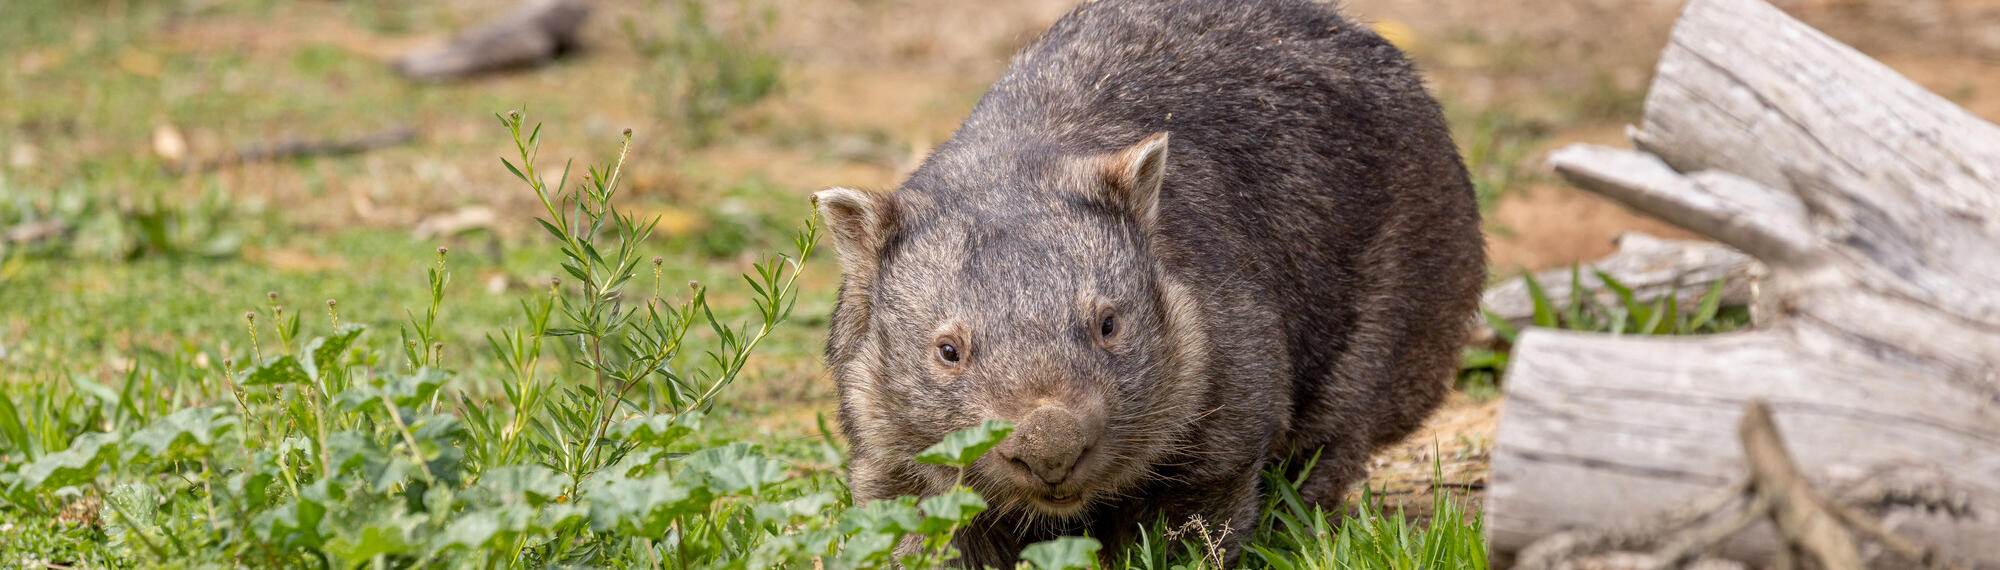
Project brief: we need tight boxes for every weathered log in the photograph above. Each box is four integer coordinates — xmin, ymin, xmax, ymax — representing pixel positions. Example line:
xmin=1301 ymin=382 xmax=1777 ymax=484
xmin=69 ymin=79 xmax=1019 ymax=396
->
xmin=1485 ymin=0 xmax=2000 ymax=567
xmin=394 ymin=0 xmax=590 ymax=82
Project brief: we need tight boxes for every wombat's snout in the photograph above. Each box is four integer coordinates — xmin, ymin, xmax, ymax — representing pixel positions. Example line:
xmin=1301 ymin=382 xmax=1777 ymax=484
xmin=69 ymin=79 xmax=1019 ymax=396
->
xmin=997 ymin=405 xmax=1097 ymax=486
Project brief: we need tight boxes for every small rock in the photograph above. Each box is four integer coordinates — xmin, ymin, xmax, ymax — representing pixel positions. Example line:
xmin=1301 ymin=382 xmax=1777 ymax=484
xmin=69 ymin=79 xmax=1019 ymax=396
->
xmin=152 ymin=123 xmax=188 ymax=164
xmin=8 ymin=143 xmax=37 ymax=169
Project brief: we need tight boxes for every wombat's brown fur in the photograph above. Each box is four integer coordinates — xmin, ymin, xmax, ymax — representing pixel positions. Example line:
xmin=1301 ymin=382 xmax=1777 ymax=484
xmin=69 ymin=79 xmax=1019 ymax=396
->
xmin=813 ymin=0 xmax=1485 ymax=565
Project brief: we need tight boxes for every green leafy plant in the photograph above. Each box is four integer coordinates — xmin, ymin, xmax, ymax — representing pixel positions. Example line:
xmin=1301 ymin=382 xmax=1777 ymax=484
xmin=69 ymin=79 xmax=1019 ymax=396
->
xmin=0 ymin=112 xmax=828 ymax=568
xmin=0 ymin=181 xmax=243 ymax=263
xmin=1458 ymin=265 xmax=1750 ymax=398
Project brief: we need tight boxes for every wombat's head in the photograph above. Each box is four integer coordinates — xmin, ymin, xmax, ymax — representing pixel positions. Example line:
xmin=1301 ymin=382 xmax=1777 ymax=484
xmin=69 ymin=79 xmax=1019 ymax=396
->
xmin=816 ymin=133 xmax=1209 ymax=519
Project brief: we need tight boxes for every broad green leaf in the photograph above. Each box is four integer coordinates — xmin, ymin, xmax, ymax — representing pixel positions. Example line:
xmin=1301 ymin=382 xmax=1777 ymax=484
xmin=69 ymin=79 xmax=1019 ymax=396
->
xmin=322 ymin=511 xmax=423 ymax=565
xmin=17 ymin=431 xmax=117 ymax=491
xmin=332 ymin=385 xmax=386 ymax=414
xmin=410 ymin=414 xmax=468 ymax=486
xmin=325 ymin=430 xmax=388 ymax=477
xmin=122 ymin=406 xmax=237 ymax=463
xmin=70 ymin=376 xmax=119 ymax=409
xmin=476 ymin=464 xmax=566 ymax=507
xmin=684 ymin=442 xmax=789 ymax=495
xmin=606 ymin=411 xmax=703 ymax=448
xmin=383 ymin=368 xmax=451 ymax=409
xmin=833 ymin=531 xmax=899 ymax=570
xmin=752 ymin=492 xmax=839 ymax=526
xmin=244 ymin=356 xmax=310 ymax=386
xmin=438 ymin=504 xmax=542 ymax=552
xmin=228 ymin=467 xmax=279 ymax=508
xmin=585 ymin=474 xmax=713 ymax=535
xmin=915 ymin=419 xmax=1015 ymax=468
xmin=251 ymin=479 xmax=333 ymax=547
xmin=917 ymin=489 xmax=987 ymax=532
xmin=438 ymin=512 xmax=505 ymax=552
xmin=749 ymin=528 xmax=844 ymax=569
xmin=1020 ymin=536 xmax=1102 ymax=570
xmin=839 ymin=497 xmax=923 ymax=536
xmin=299 ymin=324 xmax=366 ymax=380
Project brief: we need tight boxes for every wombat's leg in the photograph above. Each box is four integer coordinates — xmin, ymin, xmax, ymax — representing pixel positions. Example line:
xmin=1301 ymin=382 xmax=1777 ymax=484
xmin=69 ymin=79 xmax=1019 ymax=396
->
xmin=1294 ymin=436 xmax=1373 ymax=508
xmin=941 ymin=520 xmax=1026 ymax=569
xmin=1217 ymin=471 xmax=1266 ymax=566
xmin=1158 ymin=469 xmax=1265 ymax=567
xmin=1189 ymin=470 xmax=1264 ymax=567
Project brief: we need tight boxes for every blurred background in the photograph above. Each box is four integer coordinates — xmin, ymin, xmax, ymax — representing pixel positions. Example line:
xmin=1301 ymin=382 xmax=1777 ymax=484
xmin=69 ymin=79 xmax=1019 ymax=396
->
xmin=3 ymin=0 xmax=1998 ymax=505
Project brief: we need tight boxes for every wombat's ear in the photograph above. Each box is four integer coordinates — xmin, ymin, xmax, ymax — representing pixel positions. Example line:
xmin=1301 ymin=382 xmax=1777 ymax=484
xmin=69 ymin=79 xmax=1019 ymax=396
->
xmin=812 ymin=187 xmax=899 ymax=280
xmin=1100 ymin=132 xmax=1170 ymax=232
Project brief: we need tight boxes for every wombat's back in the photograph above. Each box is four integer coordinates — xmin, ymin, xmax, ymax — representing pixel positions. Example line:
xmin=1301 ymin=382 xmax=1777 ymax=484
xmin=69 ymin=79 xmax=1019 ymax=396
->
xmin=925 ymin=0 xmax=1485 ymax=498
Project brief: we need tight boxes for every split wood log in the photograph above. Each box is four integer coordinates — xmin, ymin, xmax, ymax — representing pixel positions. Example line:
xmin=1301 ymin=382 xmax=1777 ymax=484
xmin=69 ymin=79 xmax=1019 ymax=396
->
xmin=394 ymin=0 xmax=589 ymax=82
xmin=1485 ymin=0 xmax=2000 ymax=567
xmin=1477 ymin=232 xmax=1761 ymax=344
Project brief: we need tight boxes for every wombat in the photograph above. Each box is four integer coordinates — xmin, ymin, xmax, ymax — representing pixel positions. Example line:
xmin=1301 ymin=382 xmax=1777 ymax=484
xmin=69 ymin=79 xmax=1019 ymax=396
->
xmin=813 ymin=0 xmax=1485 ymax=565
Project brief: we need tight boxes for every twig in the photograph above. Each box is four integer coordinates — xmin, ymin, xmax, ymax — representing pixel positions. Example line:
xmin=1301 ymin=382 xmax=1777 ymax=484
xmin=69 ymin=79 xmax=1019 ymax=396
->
xmin=172 ymin=126 xmax=417 ymax=174
xmin=1736 ymin=401 xmax=1862 ymax=570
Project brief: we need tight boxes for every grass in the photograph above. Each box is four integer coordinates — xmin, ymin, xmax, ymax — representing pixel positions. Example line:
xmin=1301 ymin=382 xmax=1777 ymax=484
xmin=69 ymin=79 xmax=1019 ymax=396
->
xmin=1455 ymin=266 xmax=1752 ymax=399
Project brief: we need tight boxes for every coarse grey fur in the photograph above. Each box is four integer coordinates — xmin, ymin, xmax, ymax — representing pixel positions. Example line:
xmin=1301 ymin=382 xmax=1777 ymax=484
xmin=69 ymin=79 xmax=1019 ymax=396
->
xmin=814 ymin=0 xmax=1485 ymax=566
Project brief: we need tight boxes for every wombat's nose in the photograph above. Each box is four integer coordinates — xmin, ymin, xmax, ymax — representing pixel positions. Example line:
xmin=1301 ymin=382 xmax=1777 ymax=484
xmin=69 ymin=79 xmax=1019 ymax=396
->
xmin=999 ymin=405 xmax=1093 ymax=485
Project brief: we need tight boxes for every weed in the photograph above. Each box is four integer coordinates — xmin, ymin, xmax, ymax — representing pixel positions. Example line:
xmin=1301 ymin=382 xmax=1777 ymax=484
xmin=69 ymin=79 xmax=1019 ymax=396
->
xmin=0 ymin=180 xmax=245 ymax=262
xmin=1457 ymin=265 xmax=1750 ymax=397
xmin=0 ymin=114 xmax=823 ymax=567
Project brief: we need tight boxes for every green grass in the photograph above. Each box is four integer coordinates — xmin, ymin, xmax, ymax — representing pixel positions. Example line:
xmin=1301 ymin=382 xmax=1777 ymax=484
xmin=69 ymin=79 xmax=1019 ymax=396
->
xmin=0 ymin=112 xmax=1488 ymax=569
xmin=1455 ymin=266 xmax=1751 ymax=399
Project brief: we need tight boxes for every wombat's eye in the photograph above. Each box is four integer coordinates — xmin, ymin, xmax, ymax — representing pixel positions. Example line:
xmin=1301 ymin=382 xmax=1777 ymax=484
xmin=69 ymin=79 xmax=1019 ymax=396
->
xmin=1100 ymin=315 xmax=1116 ymax=338
xmin=938 ymin=343 xmax=961 ymax=363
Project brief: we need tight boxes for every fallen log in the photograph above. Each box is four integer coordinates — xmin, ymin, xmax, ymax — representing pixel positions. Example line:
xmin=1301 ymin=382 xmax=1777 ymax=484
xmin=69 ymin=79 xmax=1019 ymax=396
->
xmin=1484 ymin=0 xmax=2000 ymax=567
xmin=394 ymin=0 xmax=590 ymax=82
